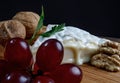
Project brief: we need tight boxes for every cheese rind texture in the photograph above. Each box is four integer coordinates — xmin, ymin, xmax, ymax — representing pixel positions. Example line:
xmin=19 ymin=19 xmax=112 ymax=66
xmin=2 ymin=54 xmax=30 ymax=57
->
xmin=31 ymin=25 xmax=108 ymax=65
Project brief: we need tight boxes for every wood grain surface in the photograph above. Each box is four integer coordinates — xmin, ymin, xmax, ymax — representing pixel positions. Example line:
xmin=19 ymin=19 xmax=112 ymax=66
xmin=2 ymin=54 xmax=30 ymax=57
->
xmin=80 ymin=64 xmax=120 ymax=83
xmin=80 ymin=37 xmax=120 ymax=83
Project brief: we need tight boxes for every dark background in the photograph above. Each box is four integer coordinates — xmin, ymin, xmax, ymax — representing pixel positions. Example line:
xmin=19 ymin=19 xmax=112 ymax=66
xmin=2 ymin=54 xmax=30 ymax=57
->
xmin=0 ymin=0 xmax=119 ymax=37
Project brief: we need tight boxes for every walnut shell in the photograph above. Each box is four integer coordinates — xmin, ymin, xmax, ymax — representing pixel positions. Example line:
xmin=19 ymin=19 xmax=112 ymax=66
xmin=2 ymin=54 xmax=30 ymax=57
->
xmin=0 ymin=20 xmax=26 ymax=46
xmin=12 ymin=11 xmax=40 ymax=38
xmin=0 ymin=21 xmax=6 ymax=27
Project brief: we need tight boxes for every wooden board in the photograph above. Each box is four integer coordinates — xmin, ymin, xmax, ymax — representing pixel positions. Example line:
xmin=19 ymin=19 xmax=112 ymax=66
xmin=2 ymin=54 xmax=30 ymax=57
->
xmin=80 ymin=64 xmax=120 ymax=83
xmin=80 ymin=37 xmax=120 ymax=83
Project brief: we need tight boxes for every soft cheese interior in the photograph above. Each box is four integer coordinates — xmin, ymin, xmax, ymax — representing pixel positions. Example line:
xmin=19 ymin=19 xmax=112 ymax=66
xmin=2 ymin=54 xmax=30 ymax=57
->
xmin=31 ymin=25 xmax=108 ymax=65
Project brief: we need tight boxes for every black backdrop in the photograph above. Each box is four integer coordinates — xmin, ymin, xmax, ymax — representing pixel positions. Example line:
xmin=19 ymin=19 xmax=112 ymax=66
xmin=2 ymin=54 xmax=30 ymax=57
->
xmin=0 ymin=0 xmax=119 ymax=37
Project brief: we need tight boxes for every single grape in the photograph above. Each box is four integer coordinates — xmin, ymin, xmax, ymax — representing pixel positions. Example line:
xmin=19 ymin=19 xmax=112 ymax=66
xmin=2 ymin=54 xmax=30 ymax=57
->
xmin=4 ymin=37 xmax=33 ymax=69
xmin=36 ymin=39 xmax=63 ymax=72
xmin=1 ymin=70 xmax=31 ymax=83
xmin=50 ymin=64 xmax=83 ymax=83
xmin=32 ymin=76 xmax=55 ymax=83
xmin=0 ymin=60 xmax=26 ymax=82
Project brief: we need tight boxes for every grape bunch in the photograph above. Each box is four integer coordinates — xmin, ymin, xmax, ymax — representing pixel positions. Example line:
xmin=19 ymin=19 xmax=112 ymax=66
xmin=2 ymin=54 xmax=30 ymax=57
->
xmin=0 ymin=38 xmax=83 ymax=83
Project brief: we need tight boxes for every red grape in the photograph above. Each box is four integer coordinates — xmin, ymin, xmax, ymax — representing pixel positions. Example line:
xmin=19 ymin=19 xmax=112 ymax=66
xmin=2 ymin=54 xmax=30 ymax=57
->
xmin=1 ymin=38 xmax=83 ymax=82
xmin=1 ymin=70 xmax=31 ymax=83
xmin=36 ymin=39 xmax=63 ymax=72
xmin=50 ymin=64 xmax=83 ymax=83
xmin=32 ymin=76 xmax=55 ymax=83
xmin=4 ymin=38 xmax=33 ymax=69
xmin=0 ymin=60 xmax=31 ymax=82
xmin=0 ymin=60 xmax=7 ymax=74
xmin=0 ymin=60 xmax=8 ymax=80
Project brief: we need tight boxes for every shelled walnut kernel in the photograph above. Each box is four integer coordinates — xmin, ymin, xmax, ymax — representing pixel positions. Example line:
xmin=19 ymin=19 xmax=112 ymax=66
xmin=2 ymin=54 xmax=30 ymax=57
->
xmin=91 ymin=41 xmax=120 ymax=72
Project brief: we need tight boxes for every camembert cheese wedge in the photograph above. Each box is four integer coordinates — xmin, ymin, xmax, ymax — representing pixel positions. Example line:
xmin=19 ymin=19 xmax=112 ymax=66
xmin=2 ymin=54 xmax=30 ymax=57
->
xmin=31 ymin=25 xmax=108 ymax=65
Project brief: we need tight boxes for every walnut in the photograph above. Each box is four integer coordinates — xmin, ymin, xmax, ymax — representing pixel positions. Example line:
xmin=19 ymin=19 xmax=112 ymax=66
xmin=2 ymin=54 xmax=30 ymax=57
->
xmin=91 ymin=53 xmax=120 ymax=72
xmin=0 ymin=20 xmax=26 ymax=46
xmin=99 ymin=47 xmax=120 ymax=55
xmin=101 ymin=41 xmax=120 ymax=49
xmin=12 ymin=11 xmax=40 ymax=38
xmin=91 ymin=41 xmax=120 ymax=72
xmin=0 ymin=21 xmax=4 ymax=27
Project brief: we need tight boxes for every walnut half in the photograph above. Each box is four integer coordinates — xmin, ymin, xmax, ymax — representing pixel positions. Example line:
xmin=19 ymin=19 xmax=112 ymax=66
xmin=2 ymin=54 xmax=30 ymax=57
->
xmin=91 ymin=53 xmax=120 ymax=72
xmin=91 ymin=41 xmax=120 ymax=72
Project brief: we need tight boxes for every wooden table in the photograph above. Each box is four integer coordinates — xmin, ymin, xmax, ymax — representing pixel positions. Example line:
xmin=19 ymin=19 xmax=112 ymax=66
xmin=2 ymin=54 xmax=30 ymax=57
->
xmin=80 ymin=37 xmax=120 ymax=83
